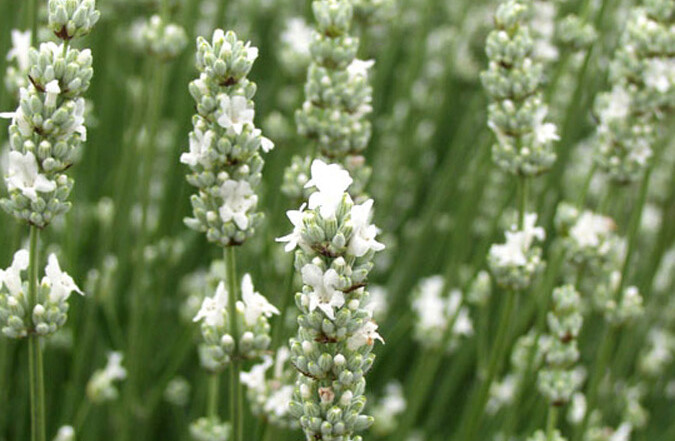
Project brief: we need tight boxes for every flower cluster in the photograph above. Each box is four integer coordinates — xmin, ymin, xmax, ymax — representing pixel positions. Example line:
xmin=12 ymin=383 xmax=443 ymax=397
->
xmin=1 ymin=0 xmax=98 ymax=228
xmin=638 ymin=327 xmax=674 ymax=377
xmin=86 ymin=351 xmax=127 ymax=404
xmin=293 ymin=0 xmax=375 ymax=194
xmin=593 ymin=1 xmax=675 ymax=183
xmin=0 ymin=250 xmax=83 ymax=339
xmin=411 ymin=276 xmax=473 ymax=351
xmin=189 ymin=417 xmax=231 ymax=441
xmin=370 ymin=381 xmax=406 ymax=437
xmin=481 ymin=0 xmax=558 ymax=176
xmin=182 ymin=29 xmax=274 ymax=247
xmin=240 ymin=347 xmax=298 ymax=428
xmin=537 ymin=285 xmax=583 ymax=406
xmin=281 ymin=155 xmax=313 ymax=205
xmin=48 ymin=0 xmax=101 ymax=40
xmin=278 ymin=17 xmax=314 ymax=77
xmin=133 ymin=15 xmax=188 ymax=61
xmin=593 ymin=272 xmax=644 ymax=325
xmin=488 ymin=213 xmax=545 ymax=291
xmin=556 ymin=14 xmax=597 ymax=51
xmin=278 ymin=159 xmax=385 ymax=441
xmin=193 ymin=274 xmax=278 ymax=372
xmin=555 ymin=203 xmax=623 ymax=275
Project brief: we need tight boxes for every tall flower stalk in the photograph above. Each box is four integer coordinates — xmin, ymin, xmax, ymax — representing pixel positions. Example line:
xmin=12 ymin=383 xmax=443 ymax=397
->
xmin=182 ymin=29 xmax=276 ymax=441
xmin=0 ymin=1 xmax=99 ymax=440
xmin=457 ymin=1 xmax=560 ymax=440
xmin=278 ymin=159 xmax=385 ymax=441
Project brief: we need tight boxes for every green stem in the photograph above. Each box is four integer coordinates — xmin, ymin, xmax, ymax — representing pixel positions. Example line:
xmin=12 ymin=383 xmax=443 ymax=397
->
xmin=576 ymin=163 xmax=598 ymax=209
xmin=270 ymin=257 xmax=295 ymax=349
xmin=546 ymin=406 xmax=559 ymax=439
xmin=27 ymin=0 xmax=38 ymax=41
xmin=225 ymin=247 xmax=243 ymax=441
xmin=455 ymin=290 xmax=516 ymax=441
xmin=518 ymin=176 xmax=529 ymax=229
xmin=207 ymin=374 xmax=220 ymax=418
xmin=27 ymin=226 xmax=46 ymax=441
xmin=574 ymin=326 xmax=615 ymax=441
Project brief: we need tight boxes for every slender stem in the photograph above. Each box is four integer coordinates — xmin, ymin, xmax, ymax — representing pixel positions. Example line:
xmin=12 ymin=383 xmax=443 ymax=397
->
xmin=456 ymin=290 xmax=516 ymax=441
xmin=27 ymin=226 xmax=46 ymax=441
xmin=518 ymin=176 xmax=529 ymax=228
xmin=576 ymin=162 xmax=598 ymax=209
xmin=574 ymin=326 xmax=615 ymax=441
xmin=27 ymin=0 xmax=38 ymax=41
xmin=576 ymin=166 xmax=654 ymax=440
xmin=207 ymin=374 xmax=220 ymax=418
xmin=270 ymin=257 xmax=296 ymax=349
xmin=225 ymin=247 xmax=243 ymax=441
xmin=546 ymin=406 xmax=559 ymax=439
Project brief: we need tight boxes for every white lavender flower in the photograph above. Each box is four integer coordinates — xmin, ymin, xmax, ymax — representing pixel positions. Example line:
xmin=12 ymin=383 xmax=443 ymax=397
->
xmin=371 ymin=381 xmax=406 ymax=436
xmin=594 ymin=1 xmax=674 ymax=183
xmin=638 ymin=327 xmax=674 ymax=377
xmin=194 ymin=275 xmax=278 ymax=372
xmin=411 ymin=276 xmax=474 ymax=351
xmin=0 ymin=250 xmax=84 ymax=338
xmin=189 ymin=417 xmax=231 ymax=441
xmin=183 ymin=30 xmax=273 ymax=247
xmin=53 ymin=425 xmax=75 ymax=441
xmin=86 ymin=351 xmax=127 ymax=404
xmin=1 ymin=4 xmax=98 ymax=227
xmin=136 ymin=15 xmax=187 ymax=60
xmin=278 ymin=17 xmax=313 ymax=76
xmin=488 ymin=213 xmax=545 ymax=290
xmin=537 ymin=285 xmax=583 ymax=406
xmin=48 ymin=0 xmax=100 ymax=40
xmin=281 ymin=159 xmax=385 ymax=441
xmin=240 ymin=346 xmax=299 ymax=428
xmin=556 ymin=204 xmax=623 ymax=274
xmin=4 ymin=30 xmax=32 ymax=98
xmin=481 ymin=0 xmax=558 ymax=176
xmin=294 ymin=0 xmax=375 ymax=194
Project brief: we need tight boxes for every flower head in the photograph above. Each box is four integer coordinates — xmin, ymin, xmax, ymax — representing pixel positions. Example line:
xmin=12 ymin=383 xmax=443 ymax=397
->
xmin=490 ymin=213 xmax=545 ymax=267
xmin=570 ymin=211 xmax=615 ymax=248
xmin=281 ymin=17 xmax=312 ymax=57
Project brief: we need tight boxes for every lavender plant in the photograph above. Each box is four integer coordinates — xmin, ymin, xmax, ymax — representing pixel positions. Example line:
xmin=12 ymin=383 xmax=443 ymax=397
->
xmin=0 ymin=1 xmax=672 ymax=441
